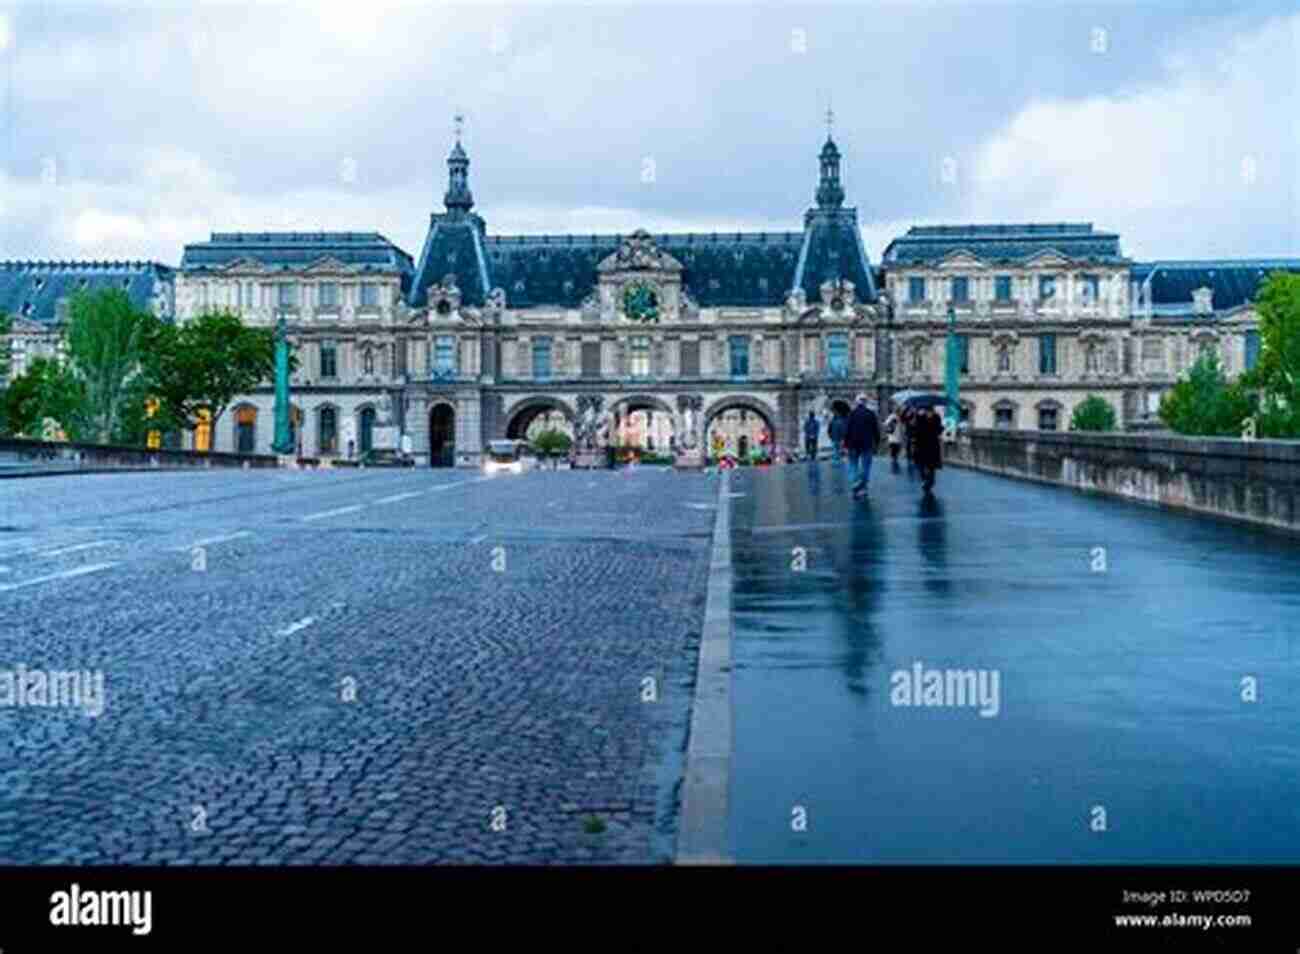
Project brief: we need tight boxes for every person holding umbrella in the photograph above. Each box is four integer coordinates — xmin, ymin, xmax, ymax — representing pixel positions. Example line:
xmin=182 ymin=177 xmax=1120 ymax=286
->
xmin=914 ymin=405 xmax=944 ymax=494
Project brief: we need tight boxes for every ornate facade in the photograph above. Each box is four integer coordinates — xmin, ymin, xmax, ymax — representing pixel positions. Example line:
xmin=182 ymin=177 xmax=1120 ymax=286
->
xmin=3 ymin=132 xmax=1296 ymax=461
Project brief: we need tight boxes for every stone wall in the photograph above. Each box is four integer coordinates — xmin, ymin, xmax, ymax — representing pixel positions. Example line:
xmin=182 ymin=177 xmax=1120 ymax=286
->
xmin=945 ymin=429 xmax=1300 ymax=534
xmin=0 ymin=437 xmax=279 ymax=476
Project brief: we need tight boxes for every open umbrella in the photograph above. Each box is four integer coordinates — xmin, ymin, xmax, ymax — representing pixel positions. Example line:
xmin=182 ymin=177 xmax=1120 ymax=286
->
xmin=891 ymin=390 xmax=951 ymax=410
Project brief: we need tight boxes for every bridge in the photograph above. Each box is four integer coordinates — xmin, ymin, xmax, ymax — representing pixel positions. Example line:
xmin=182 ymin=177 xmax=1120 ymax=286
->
xmin=0 ymin=433 xmax=1296 ymax=865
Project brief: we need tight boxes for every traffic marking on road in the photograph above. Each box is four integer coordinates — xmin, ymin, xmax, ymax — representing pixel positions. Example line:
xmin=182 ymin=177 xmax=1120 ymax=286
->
xmin=375 ymin=491 xmax=422 ymax=505
xmin=171 ymin=531 xmax=253 ymax=551
xmin=301 ymin=505 xmax=364 ymax=522
xmin=276 ymin=617 xmax=316 ymax=636
xmin=37 ymin=541 xmax=115 ymax=558
xmin=0 ymin=562 xmax=119 ymax=592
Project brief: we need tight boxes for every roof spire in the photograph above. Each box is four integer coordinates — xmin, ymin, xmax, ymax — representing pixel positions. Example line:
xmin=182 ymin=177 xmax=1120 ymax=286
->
xmin=815 ymin=110 xmax=844 ymax=210
xmin=444 ymin=112 xmax=474 ymax=215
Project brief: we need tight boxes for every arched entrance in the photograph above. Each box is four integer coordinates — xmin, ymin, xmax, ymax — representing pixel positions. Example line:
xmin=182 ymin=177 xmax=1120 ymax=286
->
xmin=505 ymin=398 xmax=576 ymax=441
xmin=608 ymin=395 xmax=675 ymax=453
xmin=429 ymin=403 xmax=455 ymax=467
xmin=704 ymin=398 xmax=776 ymax=461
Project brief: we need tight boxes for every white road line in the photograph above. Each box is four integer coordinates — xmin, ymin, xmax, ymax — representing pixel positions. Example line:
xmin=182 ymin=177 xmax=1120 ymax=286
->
xmin=301 ymin=505 xmax=364 ymax=522
xmin=275 ymin=616 xmax=316 ymax=636
xmin=0 ymin=562 xmax=119 ymax=593
xmin=37 ymin=541 xmax=115 ymax=558
xmin=469 ymin=534 xmax=487 ymax=544
xmin=171 ymin=531 xmax=253 ymax=551
xmin=375 ymin=491 xmax=422 ymax=504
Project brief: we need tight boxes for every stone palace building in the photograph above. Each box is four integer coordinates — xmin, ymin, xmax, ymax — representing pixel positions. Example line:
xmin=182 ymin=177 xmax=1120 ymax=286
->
xmin=2 ymin=130 xmax=1296 ymax=465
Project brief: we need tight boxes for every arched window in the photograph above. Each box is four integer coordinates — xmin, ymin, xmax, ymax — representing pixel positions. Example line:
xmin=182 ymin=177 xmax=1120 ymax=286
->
xmin=318 ymin=406 xmax=337 ymax=455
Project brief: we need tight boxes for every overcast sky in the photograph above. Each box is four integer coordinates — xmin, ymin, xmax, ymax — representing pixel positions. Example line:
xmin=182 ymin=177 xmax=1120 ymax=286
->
xmin=0 ymin=1 xmax=1296 ymax=266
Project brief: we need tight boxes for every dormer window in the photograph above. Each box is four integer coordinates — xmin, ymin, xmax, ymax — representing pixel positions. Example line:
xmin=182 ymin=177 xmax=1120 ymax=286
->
xmin=33 ymin=278 xmax=45 ymax=291
xmin=21 ymin=302 xmax=34 ymax=317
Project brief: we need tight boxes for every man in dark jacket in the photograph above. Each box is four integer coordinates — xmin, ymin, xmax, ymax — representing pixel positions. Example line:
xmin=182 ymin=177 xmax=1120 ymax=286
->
xmin=803 ymin=411 xmax=820 ymax=459
xmin=914 ymin=407 xmax=944 ymax=494
xmin=842 ymin=394 xmax=881 ymax=496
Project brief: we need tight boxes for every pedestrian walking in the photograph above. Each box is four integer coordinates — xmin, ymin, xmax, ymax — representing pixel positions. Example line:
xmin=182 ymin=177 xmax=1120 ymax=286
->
xmin=843 ymin=393 xmax=881 ymax=498
xmin=914 ymin=407 xmax=944 ymax=495
xmin=804 ymin=411 xmax=821 ymax=460
xmin=828 ymin=409 xmax=847 ymax=464
xmin=884 ymin=408 xmax=903 ymax=463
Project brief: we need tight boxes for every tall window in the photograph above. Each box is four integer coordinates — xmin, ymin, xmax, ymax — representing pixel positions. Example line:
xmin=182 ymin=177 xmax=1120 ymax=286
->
xmin=729 ymin=335 xmax=749 ymax=377
xmin=1039 ymin=334 xmax=1057 ymax=374
xmin=994 ymin=405 xmax=1015 ymax=430
xmin=235 ymin=406 xmax=256 ymax=454
xmin=1038 ymin=407 xmax=1059 ymax=431
xmin=277 ymin=282 xmax=298 ymax=308
xmin=360 ymin=283 xmax=379 ymax=308
xmin=532 ymin=336 xmax=552 ymax=379
xmin=630 ymin=336 xmax=651 ymax=377
xmin=319 ymin=407 xmax=337 ymax=454
xmin=994 ymin=276 xmax=1012 ymax=302
xmin=1038 ymin=274 xmax=1057 ymax=301
xmin=956 ymin=334 xmax=969 ymax=374
xmin=243 ymin=283 xmax=255 ymax=308
xmin=320 ymin=340 xmax=338 ymax=378
xmin=319 ymin=282 xmax=339 ymax=308
xmin=951 ymin=277 xmax=969 ymax=303
xmin=679 ymin=340 xmax=700 ymax=377
xmin=1245 ymin=330 xmax=1261 ymax=370
xmin=582 ymin=341 xmax=602 ymax=378
xmin=826 ymin=333 xmax=848 ymax=376
xmin=909 ymin=277 xmax=926 ymax=303
xmin=359 ymin=407 xmax=375 ymax=453
xmin=1081 ymin=274 xmax=1100 ymax=304
xmin=434 ymin=336 xmax=456 ymax=375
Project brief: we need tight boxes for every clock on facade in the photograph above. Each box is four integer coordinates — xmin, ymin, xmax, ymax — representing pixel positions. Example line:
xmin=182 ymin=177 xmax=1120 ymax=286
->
xmin=622 ymin=281 xmax=659 ymax=323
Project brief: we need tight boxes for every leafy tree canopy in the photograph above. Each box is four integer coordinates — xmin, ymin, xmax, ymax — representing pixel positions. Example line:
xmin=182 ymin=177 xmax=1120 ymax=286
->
xmin=1070 ymin=395 xmax=1117 ymax=433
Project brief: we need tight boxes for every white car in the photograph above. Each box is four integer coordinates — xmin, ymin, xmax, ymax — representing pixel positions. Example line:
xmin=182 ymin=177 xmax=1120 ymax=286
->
xmin=483 ymin=439 xmax=538 ymax=475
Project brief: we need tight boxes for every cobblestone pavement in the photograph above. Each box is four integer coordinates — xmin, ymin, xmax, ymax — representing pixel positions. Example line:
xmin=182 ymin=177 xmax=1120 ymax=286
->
xmin=0 ymin=464 xmax=720 ymax=864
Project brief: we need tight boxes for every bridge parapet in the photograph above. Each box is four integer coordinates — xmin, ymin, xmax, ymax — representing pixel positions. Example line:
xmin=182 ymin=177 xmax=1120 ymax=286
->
xmin=0 ymin=437 xmax=279 ymax=477
xmin=947 ymin=429 xmax=1300 ymax=535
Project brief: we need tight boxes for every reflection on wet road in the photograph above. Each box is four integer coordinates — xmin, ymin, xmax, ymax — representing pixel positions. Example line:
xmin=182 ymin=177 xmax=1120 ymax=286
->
xmin=727 ymin=457 xmax=1300 ymax=863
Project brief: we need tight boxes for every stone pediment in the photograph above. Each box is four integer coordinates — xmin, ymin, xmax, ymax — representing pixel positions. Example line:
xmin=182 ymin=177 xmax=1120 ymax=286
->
xmin=301 ymin=256 xmax=357 ymax=275
xmin=597 ymin=229 xmax=683 ymax=274
xmin=1023 ymin=249 xmax=1072 ymax=268
xmin=937 ymin=250 xmax=987 ymax=269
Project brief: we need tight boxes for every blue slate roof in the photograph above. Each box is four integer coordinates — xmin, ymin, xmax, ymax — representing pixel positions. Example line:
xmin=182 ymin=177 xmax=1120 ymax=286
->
xmin=408 ymin=225 xmax=876 ymax=309
xmin=1131 ymin=260 xmax=1300 ymax=313
xmin=795 ymin=210 xmax=878 ymax=302
xmin=881 ymin=223 xmax=1126 ymax=266
xmin=181 ymin=232 xmax=414 ymax=292
xmin=0 ymin=260 xmax=173 ymax=326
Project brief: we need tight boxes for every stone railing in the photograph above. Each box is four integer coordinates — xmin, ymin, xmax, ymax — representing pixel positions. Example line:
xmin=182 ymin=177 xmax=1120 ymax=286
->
xmin=0 ymin=437 xmax=279 ymax=477
xmin=944 ymin=429 xmax=1300 ymax=534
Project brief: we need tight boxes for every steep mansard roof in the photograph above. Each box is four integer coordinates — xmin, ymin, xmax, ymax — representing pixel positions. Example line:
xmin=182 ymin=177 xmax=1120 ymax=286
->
xmin=0 ymin=260 xmax=173 ymax=326
xmin=1130 ymin=259 xmax=1300 ymax=314
xmin=881 ymin=223 xmax=1126 ymax=266
xmin=180 ymin=232 xmax=415 ymax=292
xmin=407 ymin=216 xmax=877 ymax=310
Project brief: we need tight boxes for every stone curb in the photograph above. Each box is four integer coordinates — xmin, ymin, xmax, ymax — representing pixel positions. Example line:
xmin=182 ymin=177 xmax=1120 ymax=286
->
xmin=675 ymin=469 xmax=735 ymax=865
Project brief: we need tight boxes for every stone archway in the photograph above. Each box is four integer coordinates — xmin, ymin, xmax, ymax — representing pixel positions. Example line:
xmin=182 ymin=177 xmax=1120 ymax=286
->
xmin=429 ymin=402 xmax=455 ymax=467
xmin=608 ymin=393 xmax=676 ymax=453
xmin=704 ymin=396 xmax=777 ymax=460
xmin=504 ymin=396 xmax=577 ymax=441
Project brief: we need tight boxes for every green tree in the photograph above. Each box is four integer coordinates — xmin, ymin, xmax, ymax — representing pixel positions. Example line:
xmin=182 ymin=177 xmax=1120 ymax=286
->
xmin=0 ymin=312 xmax=11 ymax=384
xmin=1070 ymin=394 xmax=1117 ymax=432
xmin=0 ymin=356 xmax=87 ymax=439
xmin=1239 ymin=272 xmax=1300 ymax=438
xmin=140 ymin=309 xmax=280 ymax=446
xmin=530 ymin=427 xmax=572 ymax=456
xmin=1159 ymin=351 xmax=1253 ymax=436
xmin=64 ymin=289 xmax=154 ymax=443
